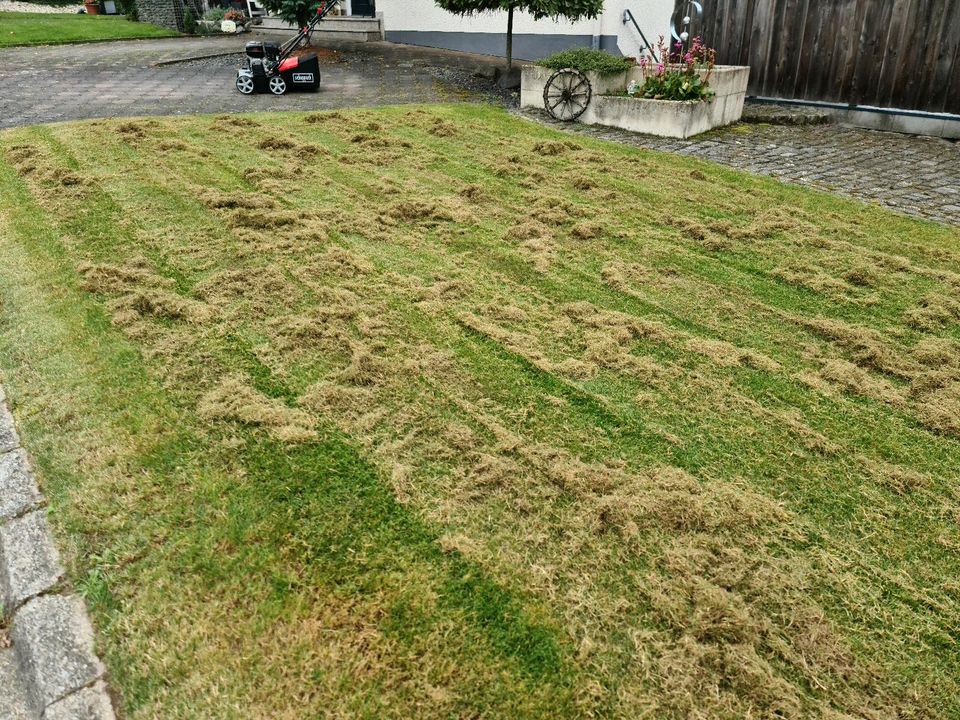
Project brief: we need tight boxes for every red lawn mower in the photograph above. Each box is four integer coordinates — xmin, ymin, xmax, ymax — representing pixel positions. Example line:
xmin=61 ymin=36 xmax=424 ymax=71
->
xmin=235 ymin=0 xmax=336 ymax=95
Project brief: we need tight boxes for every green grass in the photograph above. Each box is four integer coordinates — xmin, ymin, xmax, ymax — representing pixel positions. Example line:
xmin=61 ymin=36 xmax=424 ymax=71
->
xmin=0 ymin=106 xmax=958 ymax=719
xmin=0 ymin=12 xmax=177 ymax=47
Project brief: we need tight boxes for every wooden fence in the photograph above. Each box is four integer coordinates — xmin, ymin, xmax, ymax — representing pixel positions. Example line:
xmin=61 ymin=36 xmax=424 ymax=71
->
xmin=673 ymin=0 xmax=960 ymax=114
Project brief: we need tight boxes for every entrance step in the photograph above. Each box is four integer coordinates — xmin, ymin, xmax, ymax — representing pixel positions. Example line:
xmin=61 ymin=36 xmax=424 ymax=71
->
xmin=255 ymin=15 xmax=383 ymax=41
xmin=0 ymin=646 xmax=34 ymax=720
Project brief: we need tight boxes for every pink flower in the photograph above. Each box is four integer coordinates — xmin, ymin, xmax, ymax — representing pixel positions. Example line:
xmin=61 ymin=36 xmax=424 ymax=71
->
xmin=657 ymin=63 xmax=664 ymax=73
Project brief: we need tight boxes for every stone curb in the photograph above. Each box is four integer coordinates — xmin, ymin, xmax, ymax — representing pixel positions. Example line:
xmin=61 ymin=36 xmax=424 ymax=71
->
xmin=0 ymin=388 xmax=116 ymax=720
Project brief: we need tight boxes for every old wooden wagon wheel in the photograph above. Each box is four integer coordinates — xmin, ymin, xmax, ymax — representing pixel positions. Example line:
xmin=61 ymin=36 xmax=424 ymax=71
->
xmin=543 ymin=68 xmax=592 ymax=122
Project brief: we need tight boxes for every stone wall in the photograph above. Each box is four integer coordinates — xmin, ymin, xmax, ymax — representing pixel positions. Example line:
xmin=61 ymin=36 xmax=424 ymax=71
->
xmin=137 ymin=0 xmax=183 ymax=31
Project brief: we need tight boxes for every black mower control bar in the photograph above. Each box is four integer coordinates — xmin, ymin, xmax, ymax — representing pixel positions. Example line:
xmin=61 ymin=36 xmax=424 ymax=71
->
xmin=278 ymin=0 xmax=339 ymax=63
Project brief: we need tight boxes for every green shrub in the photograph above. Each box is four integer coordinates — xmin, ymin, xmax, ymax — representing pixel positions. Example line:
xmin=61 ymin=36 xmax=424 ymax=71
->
xmin=203 ymin=6 xmax=226 ymax=21
xmin=118 ymin=0 xmax=138 ymax=20
xmin=182 ymin=6 xmax=197 ymax=33
xmin=537 ymin=48 xmax=633 ymax=76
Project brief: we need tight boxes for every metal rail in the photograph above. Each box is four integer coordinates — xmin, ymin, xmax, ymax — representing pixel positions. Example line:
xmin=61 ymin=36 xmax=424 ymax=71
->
xmin=622 ymin=9 xmax=658 ymax=63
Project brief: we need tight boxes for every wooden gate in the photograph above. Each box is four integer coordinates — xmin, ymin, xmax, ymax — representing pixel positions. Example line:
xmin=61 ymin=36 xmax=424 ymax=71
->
xmin=673 ymin=0 xmax=960 ymax=114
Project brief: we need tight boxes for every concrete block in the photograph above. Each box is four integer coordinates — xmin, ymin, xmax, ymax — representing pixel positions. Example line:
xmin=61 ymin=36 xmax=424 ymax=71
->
xmin=43 ymin=681 xmax=116 ymax=720
xmin=0 ymin=449 xmax=43 ymax=522
xmin=0 ymin=510 xmax=64 ymax=611
xmin=11 ymin=595 xmax=105 ymax=712
xmin=0 ymin=401 xmax=19 ymax=454
xmin=0 ymin=647 xmax=33 ymax=720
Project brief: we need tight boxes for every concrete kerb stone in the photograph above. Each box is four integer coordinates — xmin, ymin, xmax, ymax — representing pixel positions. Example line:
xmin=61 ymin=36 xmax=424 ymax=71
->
xmin=11 ymin=596 xmax=106 ymax=713
xmin=0 ymin=389 xmax=116 ymax=719
xmin=0 ymin=450 xmax=43 ymax=524
xmin=0 ymin=511 xmax=65 ymax=612
xmin=43 ymin=681 xmax=115 ymax=720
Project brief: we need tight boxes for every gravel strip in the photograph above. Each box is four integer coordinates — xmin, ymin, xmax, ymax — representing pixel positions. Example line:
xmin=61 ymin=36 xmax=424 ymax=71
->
xmin=0 ymin=2 xmax=85 ymax=12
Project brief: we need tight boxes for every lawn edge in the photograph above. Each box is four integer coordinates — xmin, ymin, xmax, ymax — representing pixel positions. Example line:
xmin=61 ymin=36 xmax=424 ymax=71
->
xmin=0 ymin=386 xmax=117 ymax=719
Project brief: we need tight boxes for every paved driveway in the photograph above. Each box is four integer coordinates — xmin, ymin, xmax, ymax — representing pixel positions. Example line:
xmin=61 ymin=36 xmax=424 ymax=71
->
xmin=0 ymin=36 xmax=502 ymax=128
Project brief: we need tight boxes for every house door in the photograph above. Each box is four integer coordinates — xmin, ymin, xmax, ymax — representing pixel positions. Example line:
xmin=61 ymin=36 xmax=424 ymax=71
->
xmin=351 ymin=0 xmax=374 ymax=16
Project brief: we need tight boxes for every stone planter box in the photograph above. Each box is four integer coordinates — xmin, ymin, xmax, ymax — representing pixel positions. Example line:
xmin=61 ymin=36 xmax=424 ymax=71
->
xmin=520 ymin=64 xmax=750 ymax=139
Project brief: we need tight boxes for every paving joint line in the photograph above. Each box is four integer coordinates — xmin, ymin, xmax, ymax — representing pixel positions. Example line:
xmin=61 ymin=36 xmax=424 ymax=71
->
xmin=0 ymin=386 xmax=116 ymax=720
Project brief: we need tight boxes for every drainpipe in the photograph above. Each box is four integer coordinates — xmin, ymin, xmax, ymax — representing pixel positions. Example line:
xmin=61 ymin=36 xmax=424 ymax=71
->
xmin=591 ymin=11 xmax=602 ymax=50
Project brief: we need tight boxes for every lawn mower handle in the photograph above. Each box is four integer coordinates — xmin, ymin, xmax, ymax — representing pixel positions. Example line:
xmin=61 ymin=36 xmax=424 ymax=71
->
xmin=277 ymin=0 xmax=338 ymax=63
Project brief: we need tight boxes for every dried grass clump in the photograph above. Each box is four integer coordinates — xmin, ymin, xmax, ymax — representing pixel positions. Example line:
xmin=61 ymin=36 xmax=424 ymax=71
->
xmin=257 ymin=137 xmax=297 ymax=151
xmin=339 ymin=343 xmax=390 ymax=386
xmin=227 ymin=208 xmax=297 ymax=230
xmin=192 ymin=267 xmax=291 ymax=313
xmin=200 ymin=191 xmax=276 ymax=210
xmin=531 ymin=140 xmax=571 ymax=156
xmin=519 ymin=237 xmax=557 ymax=273
xmin=300 ymin=380 xmax=377 ymax=424
xmin=685 ymin=338 xmax=780 ymax=372
xmin=115 ymin=121 xmax=150 ymax=140
xmin=505 ymin=220 xmax=550 ymax=242
xmin=418 ymin=279 xmax=471 ymax=304
xmin=904 ymin=293 xmax=960 ymax=331
xmin=458 ymin=184 xmax=484 ymax=202
xmin=772 ymin=265 xmax=850 ymax=297
xmin=601 ymin=261 xmax=651 ymax=295
xmin=316 ymin=246 xmax=374 ymax=277
xmin=214 ymin=114 xmax=260 ymax=128
xmin=48 ymin=167 xmax=88 ymax=187
xmin=563 ymin=301 xmax=673 ymax=344
xmin=112 ymin=289 xmax=214 ymax=325
xmin=78 ymin=259 xmax=173 ymax=295
xmin=428 ymin=119 xmax=457 ymax=137
xmin=570 ymin=221 xmax=603 ymax=240
xmin=818 ymin=359 xmax=904 ymax=406
xmin=78 ymin=260 xmax=213 ymax=326
xmin=198 ymin=375 xmax=316 ymax=442
xmin=842 ymin=263 xmax=880 ymax=287
xmin=5 ymin=143 xmax=37 ymax=167
xmin=572 ymin=176 xmax=595 ymax=191
xmin=861 ymin=457 xmax=930 ymax=496
xmin=270 ymin=304 xmax=356 ymax=351
xmin=583 ymin=336 xmax=665 ymax=381
xmin=912 ymin=337 xmax=960 ymax=367
xmin=667 ymin=216 xmax=731 ymax=251
xmin=381 ymin=200 xmax=453 ymax=224
xmin=531 ymin=195 xmax=587 ymax=226
xmin=802 ymin=316 xmax=916 ymax=379
xmin=303 ymin=111 xmax=341 ymax=124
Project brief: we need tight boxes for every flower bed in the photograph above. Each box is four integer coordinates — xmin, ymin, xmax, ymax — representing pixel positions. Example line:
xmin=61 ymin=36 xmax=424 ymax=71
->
xmin=521 ymin=46 xmax=749 ymax=139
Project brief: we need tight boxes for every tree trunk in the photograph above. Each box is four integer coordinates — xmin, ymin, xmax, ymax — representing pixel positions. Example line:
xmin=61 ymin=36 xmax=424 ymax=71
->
xmin=505 ymin=5 xmax=514 ymax=71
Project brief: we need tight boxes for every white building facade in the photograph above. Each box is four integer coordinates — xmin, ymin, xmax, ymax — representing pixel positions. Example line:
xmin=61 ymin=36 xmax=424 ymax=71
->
xmin=375 ymin=0 xmax=675 ymax=61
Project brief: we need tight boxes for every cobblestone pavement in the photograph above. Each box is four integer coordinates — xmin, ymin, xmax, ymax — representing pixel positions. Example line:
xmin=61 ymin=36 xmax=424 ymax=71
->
xmin=519 ymin=108 xmax=960 ymax=226
xmin=0 ymin=36 xmax=505 ymax=128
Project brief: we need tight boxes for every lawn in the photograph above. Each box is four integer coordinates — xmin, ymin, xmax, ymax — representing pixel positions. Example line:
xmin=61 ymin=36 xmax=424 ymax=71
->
xmin=0 ymin=11 xmax=177 ymax=47
xmin=0 ymin=105 xmax=958 ymax=719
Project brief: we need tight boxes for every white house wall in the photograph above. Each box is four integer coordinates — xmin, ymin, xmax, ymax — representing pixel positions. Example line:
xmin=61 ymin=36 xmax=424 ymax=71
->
xmin=377 ymin=0 xmax=674 ymax=61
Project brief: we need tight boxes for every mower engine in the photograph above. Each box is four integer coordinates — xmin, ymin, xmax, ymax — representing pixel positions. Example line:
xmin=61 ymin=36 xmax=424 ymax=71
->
xmin=236 ymin=40 xmax=321 ymax=95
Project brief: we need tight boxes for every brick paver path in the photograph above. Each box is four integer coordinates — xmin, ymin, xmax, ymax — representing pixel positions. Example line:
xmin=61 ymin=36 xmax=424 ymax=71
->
xmin=519 ymin=109 xmax=960 ymax=226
